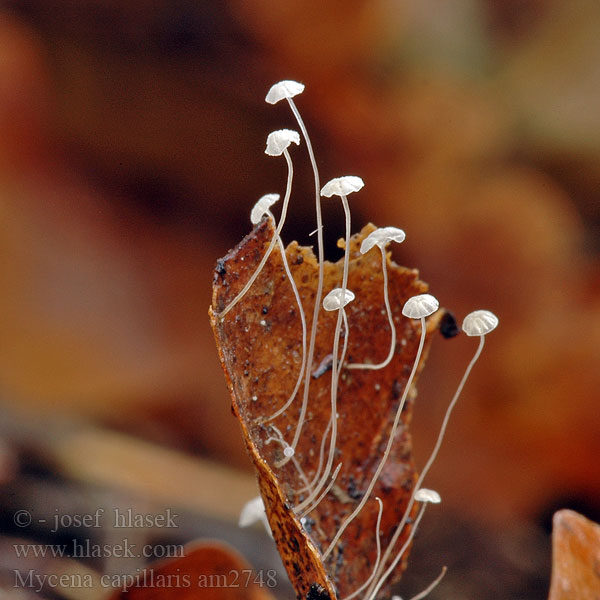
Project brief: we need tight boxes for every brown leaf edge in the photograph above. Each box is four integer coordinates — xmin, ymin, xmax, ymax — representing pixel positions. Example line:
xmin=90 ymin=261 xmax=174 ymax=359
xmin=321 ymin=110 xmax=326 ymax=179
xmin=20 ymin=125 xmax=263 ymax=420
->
xmin=548 ymin=509 xmax=600 ymax=600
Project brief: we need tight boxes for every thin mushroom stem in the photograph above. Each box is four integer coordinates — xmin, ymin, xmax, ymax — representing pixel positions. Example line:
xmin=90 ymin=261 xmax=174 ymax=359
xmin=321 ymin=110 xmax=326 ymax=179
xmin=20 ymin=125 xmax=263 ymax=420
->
xmin=264 ymin=424 xmax=311 ymax=491
xmin=417 ymin=334 xmax=486 ymax=493
xmin=321 ymin=316 xmax=427 ymax=560
xmin=293 ymin=195 xmax=352 ymax=509
xmin=260 ymin=230 xmax=308 ymax=423
xmin=366 ymin=503 xmax=428 ymax=600
xmin=369 ymin=335 xmax=486 ymax=593
xmin=347 ymin=245 xmax=395 ymax=370
xmin=217 ymin=149 xmax=294 ymax=319
xmin=294 ymin=416 xmax=332 ymax=495
xmin=284 ymin=96 xmax=325 ymax=467
xmin=408 ymin=566 xmax=447 ymax=600
xmin=292 ymin=304 xmax=349 ymax=497
xmin=342 ymin=497 xmax=384 ymax=600
xmin=299 ymin=462 xmax=343 ymax=518
xmin=291 ymin=301 xmax=349 ymax=507
xmin=340 ymin=307 xmax=350 ymax=370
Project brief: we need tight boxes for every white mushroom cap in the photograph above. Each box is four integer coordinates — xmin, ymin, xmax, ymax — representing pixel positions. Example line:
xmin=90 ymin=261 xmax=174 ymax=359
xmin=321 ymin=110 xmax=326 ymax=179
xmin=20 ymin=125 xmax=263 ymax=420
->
xmin=414 ymin=488 xmax=441 ymax=504
xmin=250 ymin=193 xmax=280 ymax=225
xmin=323 ymin=288 xmax=356 ymax=311
xmin=265 ymin=80 xmax=305 ymax=104
xmin=239 ymin=496 xmax=267 ymax=527
xmin=360 ymin=226 xmax=406 ymax=254
xmin=320 ymin=176 xmax=364 ymax=198
xmin=462 ymin=310 xmax=499 ymax=336
xmin=265 ymin=129 xmax=300 ymax=156
xmin=402 ymin=293 xmax=439 ymax=319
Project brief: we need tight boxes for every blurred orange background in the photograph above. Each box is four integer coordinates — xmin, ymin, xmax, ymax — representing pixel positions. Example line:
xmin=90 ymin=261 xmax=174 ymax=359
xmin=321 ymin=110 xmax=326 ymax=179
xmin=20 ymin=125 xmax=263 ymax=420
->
xmin=0 ymin=0 xmax=599 ymax=595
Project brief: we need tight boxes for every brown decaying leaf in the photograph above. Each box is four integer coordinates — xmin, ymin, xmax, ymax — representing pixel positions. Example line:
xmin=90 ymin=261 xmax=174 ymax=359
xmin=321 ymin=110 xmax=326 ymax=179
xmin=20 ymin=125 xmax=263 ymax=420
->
xmin=210 ymin=220 xmax=442 ymax=599
xmin=110 ymin=541 xmax=275 ymax=600
xmin=548 ymin=510 xmax=600 ymax=600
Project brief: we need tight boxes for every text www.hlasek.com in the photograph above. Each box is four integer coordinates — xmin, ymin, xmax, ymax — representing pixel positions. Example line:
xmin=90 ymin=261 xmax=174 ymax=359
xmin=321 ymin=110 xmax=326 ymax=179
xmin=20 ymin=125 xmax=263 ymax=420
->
xmin=13 ymin=539 xmax=183 ymax=559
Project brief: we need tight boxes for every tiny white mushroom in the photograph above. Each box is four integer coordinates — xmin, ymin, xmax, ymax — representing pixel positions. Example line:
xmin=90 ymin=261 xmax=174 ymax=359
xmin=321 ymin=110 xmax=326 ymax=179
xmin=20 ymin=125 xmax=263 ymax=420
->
xmin=295 ymin=177 xmax=362 ymax=512
xmin=265 ymin=80 xmax=305 ymax=104
xmin=360 ymin=226 xmax=406 ymax=254
xmin=322 ymin=292 xmax=439 ymax=562
xmin=217 ymin=130 xmax=300 ymax=320
xmin=265 ymin=129 xmax=300 ymax=156
xmin=348 ymin=226 xmax=407 ymax=371
xmin=238 ymin=496 xmax=265 ymax=527
xmin=462 ymin=309 xmax=499 ymax=336
xmin=252 ymin=192 xmax=308 ymax=431
xmin=414 ymin=488 xmax=441 ymax=504
xmin=250 ymin=193 xmax=280 ymax=225
xmin=402 ymin=293 xmax=440 ymax=319
xmin=323 ymin=288 xmax=355 ymax=311
xmin=295 ymin=285 xmax=353 ymax=513
xmin=238 ymin=496 xmax=271 ymax=537
xmin=320 ymin=175 xmax=364 ymax=197
xmin=270 ymin=82 xmax=327 ymax=476
xmin=373 ymin=309 xmax=500 ymax=588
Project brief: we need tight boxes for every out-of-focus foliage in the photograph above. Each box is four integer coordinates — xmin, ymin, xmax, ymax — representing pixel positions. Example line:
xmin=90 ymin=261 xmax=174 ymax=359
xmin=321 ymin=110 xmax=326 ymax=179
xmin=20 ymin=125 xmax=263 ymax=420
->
xmin=0 ymin=0 xmax=598 ymax=539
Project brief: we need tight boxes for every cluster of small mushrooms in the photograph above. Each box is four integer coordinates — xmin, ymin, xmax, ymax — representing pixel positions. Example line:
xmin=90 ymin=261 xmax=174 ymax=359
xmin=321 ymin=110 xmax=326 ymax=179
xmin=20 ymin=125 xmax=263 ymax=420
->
xmin=221 ymin=81 xmax=499 ymax=600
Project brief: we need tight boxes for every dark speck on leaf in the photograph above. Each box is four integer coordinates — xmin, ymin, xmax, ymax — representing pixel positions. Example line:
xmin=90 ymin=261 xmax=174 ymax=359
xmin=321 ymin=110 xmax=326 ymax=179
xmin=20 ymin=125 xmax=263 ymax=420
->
xmin=262 ymin=306 xmax=269 ymax=314
xmin=440 ymin=310 xmax=460 ymax=338
xmin=346 ymin=476 xmax=363 ymax=500
xmin=215 ymin=258 xmax=226 ymax=276
xmin=392 ymin=380 xmax=402 ymax=399
xmin=307 ymin=583 xmax=331 ymax=600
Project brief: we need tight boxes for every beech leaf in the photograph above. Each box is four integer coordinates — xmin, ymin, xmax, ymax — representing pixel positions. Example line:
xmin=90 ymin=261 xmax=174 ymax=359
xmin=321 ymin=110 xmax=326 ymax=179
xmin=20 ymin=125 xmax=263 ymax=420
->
xmin=210 ymin=220 xmax=443 ymax=599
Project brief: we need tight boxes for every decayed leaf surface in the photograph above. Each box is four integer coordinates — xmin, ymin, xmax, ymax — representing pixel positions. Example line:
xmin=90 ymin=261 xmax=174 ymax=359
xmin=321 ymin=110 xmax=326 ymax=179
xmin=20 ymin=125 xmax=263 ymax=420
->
xmin=110 ymin=541 xmax=275 ymax=600
xmin=210 ymin=220 xmax=442 ymax=599
xmin=548 ymin=510 xmax=600 ymax=600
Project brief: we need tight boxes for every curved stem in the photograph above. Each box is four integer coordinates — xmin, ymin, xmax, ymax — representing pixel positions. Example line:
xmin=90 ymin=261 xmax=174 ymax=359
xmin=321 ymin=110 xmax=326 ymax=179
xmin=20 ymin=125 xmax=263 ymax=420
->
xmin=347 ymin=246 xmax=395 ymax=370
xmin=293 ymin=306 xmax=349 ymax=500
xmin=293 ymin=196 xmax=351 ymax=510
xmin=369 ymin=335 xmax=486 ymax=594
xmin=217 ymin=149 xmax=294 ymax=319
xmin=322 ymin=317 xmax=427 ymax=560
xmin=264 ymin=424 xmax=311 ymax=491
xmin=340 ymin=308 xmax=350 ymax=371
xmin=260 ymin=232 xmax=308 ymax=423
xmin=409 ymin=566 xmax=447 ymax=600
xmin=299 ymin=462 xmax=343 ymax=518
xmin=294 ymin=417 xmax=332 ymax=495
xmin=284 ymin=98 xmax=324 ymax=464
xmin=366 ymin=504 xmax=427 ymax=600
xmin=343 ymin=497 xmax=384 ymax=600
